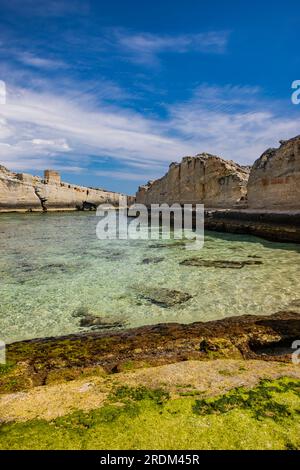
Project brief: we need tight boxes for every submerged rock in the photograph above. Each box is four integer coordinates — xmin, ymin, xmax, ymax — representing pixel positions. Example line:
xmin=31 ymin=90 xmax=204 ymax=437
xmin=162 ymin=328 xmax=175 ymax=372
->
xmin=148 ymin=240 xmax=188 ymax=249
xmin=79 ymin=315 xmax=123 ymax=329
xmin=101 ymin=250 xmax=125 ymax=261
xmin=141 ymin=257 xmax=164 ymax=264
xmin=72 ymin=306 xmax=124 ymax=330
xmin=72 ymin=306 xmax=90 ymax=318
xmin=39 ymin=263 xmax=70 ymax=272
xmin=180 ymin=258 xmax=263 ymax=269
xmin=135 ymin=286 xmax=193 ymax=308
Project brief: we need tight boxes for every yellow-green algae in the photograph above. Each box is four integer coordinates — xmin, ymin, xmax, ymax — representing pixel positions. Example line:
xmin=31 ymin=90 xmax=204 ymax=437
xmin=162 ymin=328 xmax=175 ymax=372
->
xmin=1 ymin=377 xmax=300 ymax=450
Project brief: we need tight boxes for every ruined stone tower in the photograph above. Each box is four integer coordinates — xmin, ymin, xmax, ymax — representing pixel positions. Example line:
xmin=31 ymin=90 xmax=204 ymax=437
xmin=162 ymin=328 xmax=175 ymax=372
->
xmin=44 ymin=170 xmax=61 ymax=185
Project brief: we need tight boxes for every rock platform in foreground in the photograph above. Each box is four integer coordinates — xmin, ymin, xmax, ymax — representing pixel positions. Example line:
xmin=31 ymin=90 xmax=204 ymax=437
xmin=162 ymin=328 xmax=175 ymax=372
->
xmin=2 ymin=310 xmax=300 ymax=394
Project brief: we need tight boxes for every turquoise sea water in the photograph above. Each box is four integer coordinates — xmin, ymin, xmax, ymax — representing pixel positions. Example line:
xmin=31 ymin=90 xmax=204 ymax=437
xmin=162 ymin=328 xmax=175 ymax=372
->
xmin=0 ymin=212 xmax=299 ymax=343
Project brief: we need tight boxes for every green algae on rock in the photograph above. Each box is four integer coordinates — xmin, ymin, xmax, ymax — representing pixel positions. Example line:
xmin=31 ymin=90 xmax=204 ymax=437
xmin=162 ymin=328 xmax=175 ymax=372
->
xmin=1 ymin=311 xmax=300 ymax=394
xmin=1 ymin=377 xmax=300 ymax=450
xmin=192 ymin=377 xmax=300 ymax=421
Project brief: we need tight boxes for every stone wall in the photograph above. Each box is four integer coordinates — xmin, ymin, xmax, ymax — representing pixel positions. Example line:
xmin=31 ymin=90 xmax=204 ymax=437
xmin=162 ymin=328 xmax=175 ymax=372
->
xmin=247 ymin=136 xmax=300 ymax=210
xmin=0 ymin=166 xmax=127 ymax=212
xmin=136 ymin=153 xmax=249 ymax=208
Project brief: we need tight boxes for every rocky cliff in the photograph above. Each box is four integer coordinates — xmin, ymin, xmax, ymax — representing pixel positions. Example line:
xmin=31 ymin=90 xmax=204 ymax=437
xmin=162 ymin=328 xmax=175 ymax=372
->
xmin=0 ymin=166 xmax=128 ymax=212
xmin=247 ymin=136 xmax=300 ymax=210
xmin=2 ymin=135 xmax=300 ymax=214
xmin=136 ymin=153 xmax=249 ymax=208
xmin=136 ymin=136 xmax=300 ymax=212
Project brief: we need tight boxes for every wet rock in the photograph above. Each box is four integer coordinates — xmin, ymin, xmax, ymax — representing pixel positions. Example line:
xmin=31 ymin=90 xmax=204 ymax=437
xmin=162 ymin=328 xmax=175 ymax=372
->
xmin=136 ymin=286 xmax=193 ymax=308
xmin=4 ymin=311 xmax=300 ymax=393
xmin=199 ymin=338 xmax=231 ymax=352
xmin=141 ymin=257 xmax=164 ymax=264
xmin=180 ymin=258 xmax=263 ymax=269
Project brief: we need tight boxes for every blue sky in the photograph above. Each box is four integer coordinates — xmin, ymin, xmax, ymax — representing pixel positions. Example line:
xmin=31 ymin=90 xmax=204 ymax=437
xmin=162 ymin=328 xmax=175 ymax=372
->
xmin=0 ymin=0 xmax=299 ymax=194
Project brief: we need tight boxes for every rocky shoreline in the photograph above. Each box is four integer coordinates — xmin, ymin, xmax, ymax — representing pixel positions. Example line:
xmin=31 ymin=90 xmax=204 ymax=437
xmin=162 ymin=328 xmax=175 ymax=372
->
xmin=1 ymin=135 xmax=300 ymax=243
xmin=2 ymin=310 xmax=300 ymax=395
xmin=204 ymin=209 xmax=300 ymax=243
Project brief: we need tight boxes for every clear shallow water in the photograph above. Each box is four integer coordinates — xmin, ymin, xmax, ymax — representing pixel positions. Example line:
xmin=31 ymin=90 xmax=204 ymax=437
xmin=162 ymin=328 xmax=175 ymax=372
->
xmin=0 ymin=212 xmax=299 ymax=343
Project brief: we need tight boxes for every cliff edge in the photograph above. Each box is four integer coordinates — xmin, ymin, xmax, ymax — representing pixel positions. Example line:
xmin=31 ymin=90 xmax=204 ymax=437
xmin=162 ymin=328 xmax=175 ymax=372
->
xmin=0 ymin=167 xmax=129 ymax=212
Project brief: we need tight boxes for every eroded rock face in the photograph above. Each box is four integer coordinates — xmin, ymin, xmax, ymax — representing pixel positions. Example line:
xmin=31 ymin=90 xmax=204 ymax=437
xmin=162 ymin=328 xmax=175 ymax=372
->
xmin=136 ymin=154 xmax=249 ymax=208
xmin=247 ymin=136 xmax=300 ymax=210
xmin=0 ymin=168 xmax=42 ymax=211
xmin=0 ymin=166 xmax=127 ymax=212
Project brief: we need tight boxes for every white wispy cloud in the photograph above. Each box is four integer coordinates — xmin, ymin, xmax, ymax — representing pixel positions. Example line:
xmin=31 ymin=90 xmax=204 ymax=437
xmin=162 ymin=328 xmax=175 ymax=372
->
xmin=16 ymin=52 xmax=67 ymax=69
xmin=0 ymin=80 xmax=299 ymax=188
xmin=95 ymin=170 xmax=158 ymax=182
xmin=168 ymin=84 xmax=300 ymax=163
xmin=113 ymin=29 xmax=229 ymax=66
xmin=0 ymin=83 xmax=192 ymax=172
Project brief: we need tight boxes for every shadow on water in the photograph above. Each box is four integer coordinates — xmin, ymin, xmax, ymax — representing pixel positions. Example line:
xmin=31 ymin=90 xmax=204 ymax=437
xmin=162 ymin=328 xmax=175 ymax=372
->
xmin=204 ymin=230 xmax=300 ymax=254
